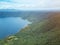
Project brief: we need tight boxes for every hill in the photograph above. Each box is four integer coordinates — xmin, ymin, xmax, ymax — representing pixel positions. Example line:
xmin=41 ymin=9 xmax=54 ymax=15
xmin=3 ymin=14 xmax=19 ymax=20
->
xmin=0 ymin=11 xmax=60 ymax=45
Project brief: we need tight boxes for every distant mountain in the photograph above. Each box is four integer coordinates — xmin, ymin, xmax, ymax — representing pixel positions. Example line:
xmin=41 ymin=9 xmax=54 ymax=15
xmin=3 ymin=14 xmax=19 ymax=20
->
xmin=0 ymin=9 xmax=57 ymax=22
xmin=0 ymin=9 xmax=20 ymax=12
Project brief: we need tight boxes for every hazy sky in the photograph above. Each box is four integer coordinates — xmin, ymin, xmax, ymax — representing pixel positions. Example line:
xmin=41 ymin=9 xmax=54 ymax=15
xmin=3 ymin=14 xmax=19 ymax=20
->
xmin=0 ymin=0 xmax=60 ymax=10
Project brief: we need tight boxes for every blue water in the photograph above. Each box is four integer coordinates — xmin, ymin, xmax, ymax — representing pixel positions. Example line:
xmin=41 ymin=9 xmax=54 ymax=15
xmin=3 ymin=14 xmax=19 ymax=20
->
xmin=0 ymin=17 xmax=30 ymax=38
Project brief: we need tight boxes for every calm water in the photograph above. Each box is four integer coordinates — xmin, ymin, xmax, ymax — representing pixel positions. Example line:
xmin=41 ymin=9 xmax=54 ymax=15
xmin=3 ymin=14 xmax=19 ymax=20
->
xmin=0 ymin=17 xmax=30 ymax=38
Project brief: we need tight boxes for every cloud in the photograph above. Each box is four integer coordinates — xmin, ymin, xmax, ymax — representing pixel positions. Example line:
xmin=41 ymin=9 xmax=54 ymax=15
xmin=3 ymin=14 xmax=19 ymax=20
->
xmin=11 ymin=0 xmax=60 ymax=8
xmin=0 ymin=0 xmax=60 ymax=10
xmin=0 ymin=1 xmax=42 ymax=10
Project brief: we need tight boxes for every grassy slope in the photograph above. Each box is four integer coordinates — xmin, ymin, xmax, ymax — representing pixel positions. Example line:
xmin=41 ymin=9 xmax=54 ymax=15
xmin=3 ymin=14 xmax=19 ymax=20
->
xmin=0 ymin=12 xmax=60 ymax=45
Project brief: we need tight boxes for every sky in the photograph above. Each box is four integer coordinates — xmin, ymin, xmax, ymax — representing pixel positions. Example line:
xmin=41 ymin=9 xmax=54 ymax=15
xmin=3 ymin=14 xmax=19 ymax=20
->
xmin=0 ymin=0 xmax=60 ymax=10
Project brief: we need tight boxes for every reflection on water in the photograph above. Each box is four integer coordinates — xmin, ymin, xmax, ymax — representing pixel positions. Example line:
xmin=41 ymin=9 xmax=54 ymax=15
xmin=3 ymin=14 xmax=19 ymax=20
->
xmin=0 ymin=17 xmax=30 ymax=38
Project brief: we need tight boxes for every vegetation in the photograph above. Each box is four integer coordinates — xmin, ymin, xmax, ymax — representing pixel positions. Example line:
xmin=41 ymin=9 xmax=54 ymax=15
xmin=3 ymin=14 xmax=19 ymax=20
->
xmin=0 ymin=12 xmax=60 ymax=45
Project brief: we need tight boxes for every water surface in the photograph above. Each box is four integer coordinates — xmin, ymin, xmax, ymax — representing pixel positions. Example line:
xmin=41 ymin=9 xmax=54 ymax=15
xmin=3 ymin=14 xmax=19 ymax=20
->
xmin=0 ymin=17 xmax=30 ymax=38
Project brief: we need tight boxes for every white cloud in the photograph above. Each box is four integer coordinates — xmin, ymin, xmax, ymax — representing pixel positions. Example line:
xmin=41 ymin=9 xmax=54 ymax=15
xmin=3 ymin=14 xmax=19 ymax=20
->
xmin=0 ymin=0 xmax=60 ymax=10
xmin=0 ymin=1 xmax=41 ymax=10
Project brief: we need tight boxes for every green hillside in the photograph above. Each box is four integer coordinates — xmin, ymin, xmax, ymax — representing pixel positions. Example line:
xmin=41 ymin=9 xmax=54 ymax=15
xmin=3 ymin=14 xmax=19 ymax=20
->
xmin=0 ymin=12 xmax=60 ymax=45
